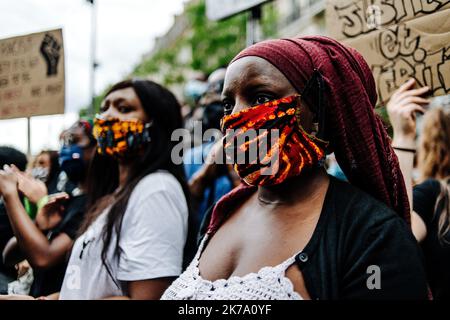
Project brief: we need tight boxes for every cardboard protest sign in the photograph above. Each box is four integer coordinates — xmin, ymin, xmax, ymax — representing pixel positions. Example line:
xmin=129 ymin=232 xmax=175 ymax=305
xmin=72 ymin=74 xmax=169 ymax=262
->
xmin=0 ymin=29 xmax=65 ymax=119
xmin=326 ymin=1 xmax=450 ymax=104
xmin=327 ymin=0 xmax=450 ymax=41
xmin=345 ymin=9 xmax=450 ymax=104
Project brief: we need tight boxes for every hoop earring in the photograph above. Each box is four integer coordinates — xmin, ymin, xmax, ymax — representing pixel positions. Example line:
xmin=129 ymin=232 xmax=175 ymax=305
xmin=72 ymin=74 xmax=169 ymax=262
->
xmin=311 ymin=122 xmax=319 ymax=135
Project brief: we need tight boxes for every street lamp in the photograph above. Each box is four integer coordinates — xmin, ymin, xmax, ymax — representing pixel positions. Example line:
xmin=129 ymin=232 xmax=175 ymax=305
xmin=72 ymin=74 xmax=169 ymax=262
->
xmin=87 ymin=0 xmax=98 ymax=117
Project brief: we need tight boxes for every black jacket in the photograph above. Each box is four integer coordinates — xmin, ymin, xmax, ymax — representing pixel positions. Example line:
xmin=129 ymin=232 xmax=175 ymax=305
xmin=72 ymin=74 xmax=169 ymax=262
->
xmin=199 ymin=176 xmax=428 ymax=300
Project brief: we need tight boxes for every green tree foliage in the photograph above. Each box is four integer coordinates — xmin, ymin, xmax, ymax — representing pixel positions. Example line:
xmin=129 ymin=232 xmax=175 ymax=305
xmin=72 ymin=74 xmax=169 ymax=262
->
xmin=186 ymin=0 xmax=277 ymax=73
xmin=133 ymin=0 xmax=277 ymax=79
xmin=80 ymin=0 xmax=278 ymax=117
xmin=186 ymin=0 xmax=247 ymax=74
xmin=79 ymin=93 xmax=105 ymax=119
xmin=132 ymin=40 xmax=187 ymax=85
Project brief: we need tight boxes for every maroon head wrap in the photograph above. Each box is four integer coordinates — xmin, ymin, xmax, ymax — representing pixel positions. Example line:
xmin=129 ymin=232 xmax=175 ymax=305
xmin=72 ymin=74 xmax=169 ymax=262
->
xmin=207 ymin=36 xmax=409 ymax=234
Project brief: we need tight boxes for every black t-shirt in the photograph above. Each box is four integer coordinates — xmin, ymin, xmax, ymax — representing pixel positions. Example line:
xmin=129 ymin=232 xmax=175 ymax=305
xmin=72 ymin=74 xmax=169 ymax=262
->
xmin=30 ymin=194 xmax=87 ymax=297
xmin=200 ymin=176 xmax=429 ymax=299
xmin=413 ymin=179 xmax=450 ymax=300
xmin=46 ymin=171 xmax=61 ymax=195
xmin=0 ymin=201 xmax=14 ymax=270
xmin=0 ymin=200 xmax=15 ymax=287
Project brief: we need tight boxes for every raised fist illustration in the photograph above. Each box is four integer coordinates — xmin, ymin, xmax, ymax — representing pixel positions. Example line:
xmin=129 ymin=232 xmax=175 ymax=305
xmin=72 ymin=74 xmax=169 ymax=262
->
xmin=40 ymin=33 xmax=61 ymax=76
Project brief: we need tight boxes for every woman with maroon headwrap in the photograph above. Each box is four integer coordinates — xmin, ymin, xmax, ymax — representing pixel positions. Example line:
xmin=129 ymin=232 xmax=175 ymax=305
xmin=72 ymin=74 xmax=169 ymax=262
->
xmin=162 ymin=36 xmax=428 ymax=300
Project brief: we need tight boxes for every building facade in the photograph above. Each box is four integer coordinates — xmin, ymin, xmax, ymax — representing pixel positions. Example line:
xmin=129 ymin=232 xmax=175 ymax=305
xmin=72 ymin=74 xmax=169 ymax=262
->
xmin=133 ymin=0 xmax=327 ymax=101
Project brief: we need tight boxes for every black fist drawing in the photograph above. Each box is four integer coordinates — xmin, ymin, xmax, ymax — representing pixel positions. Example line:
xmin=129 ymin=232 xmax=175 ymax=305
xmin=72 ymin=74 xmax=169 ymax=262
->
xmin=40 ymin=33 xmax=61 ymax=76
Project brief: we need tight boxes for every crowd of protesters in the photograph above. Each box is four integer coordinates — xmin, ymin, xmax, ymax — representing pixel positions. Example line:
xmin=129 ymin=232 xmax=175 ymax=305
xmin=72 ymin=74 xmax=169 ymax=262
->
xmin=0 ymin=35 xmax=449 ymax=300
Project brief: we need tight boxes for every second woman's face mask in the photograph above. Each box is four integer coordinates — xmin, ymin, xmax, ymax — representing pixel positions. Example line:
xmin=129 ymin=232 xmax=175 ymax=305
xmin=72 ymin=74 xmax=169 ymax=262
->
xmin=59 ymin=144 xmax=85 ymax=184
xmin=93 ymin=117 xmax=152 ymax=159
xmin=221 ymin=94 xmax=328 ymax=186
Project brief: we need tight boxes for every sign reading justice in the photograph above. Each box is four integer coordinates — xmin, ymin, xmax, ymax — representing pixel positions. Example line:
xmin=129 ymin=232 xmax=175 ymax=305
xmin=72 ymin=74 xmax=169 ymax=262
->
xmin=326 ymin=0 xmax=450 ymax=104
xmin=0 ymin=28 xmax=65 ymax=119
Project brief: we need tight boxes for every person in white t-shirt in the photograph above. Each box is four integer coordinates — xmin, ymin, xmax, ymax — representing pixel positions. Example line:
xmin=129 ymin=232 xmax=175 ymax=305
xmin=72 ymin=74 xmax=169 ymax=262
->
xmin=1 ymin=79 xmax=196 ymax=300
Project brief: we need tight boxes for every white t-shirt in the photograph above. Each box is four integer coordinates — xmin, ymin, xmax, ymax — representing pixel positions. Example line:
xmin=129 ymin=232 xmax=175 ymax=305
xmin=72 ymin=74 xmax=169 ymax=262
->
xmin=59 ymin=171 xmax=188 ymax=300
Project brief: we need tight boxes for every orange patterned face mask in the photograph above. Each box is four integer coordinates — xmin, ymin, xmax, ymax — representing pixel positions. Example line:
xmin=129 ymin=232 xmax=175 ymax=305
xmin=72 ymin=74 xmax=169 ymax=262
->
xmin=93 ymin=117 xmax=152 ymax=159
xmin=220 ymin=94 xmax=328 ymax=186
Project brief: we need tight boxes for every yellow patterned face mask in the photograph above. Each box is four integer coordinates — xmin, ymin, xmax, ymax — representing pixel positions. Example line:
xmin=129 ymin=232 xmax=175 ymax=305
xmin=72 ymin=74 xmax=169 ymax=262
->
xmin=93 ymin=116 xmax=152 ymax=159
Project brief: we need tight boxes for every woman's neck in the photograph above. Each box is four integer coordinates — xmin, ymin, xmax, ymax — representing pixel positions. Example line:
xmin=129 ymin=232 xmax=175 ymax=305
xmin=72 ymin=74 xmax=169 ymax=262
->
xmin=257 ymin=168 xmax=329 ymax=206
xmin=118 ymin=163 xmax=130 ymax=189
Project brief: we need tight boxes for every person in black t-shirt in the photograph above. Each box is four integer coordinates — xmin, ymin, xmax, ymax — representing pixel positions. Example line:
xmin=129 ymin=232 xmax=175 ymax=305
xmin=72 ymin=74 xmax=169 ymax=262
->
xmin=387 ymin=79 xmax=450 ymax=299
xmin=0 ymin=121 xmax=96 ymax=297
xmin=414 ymin=179 xmax=450 ymax=299
xmin=28 ymin=192 xmax=87 ymax=297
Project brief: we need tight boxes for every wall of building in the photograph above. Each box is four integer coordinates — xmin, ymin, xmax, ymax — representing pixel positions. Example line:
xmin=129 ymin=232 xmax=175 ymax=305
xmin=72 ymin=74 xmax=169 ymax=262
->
xmin=275 ymin=0 xmax=326 ymax=37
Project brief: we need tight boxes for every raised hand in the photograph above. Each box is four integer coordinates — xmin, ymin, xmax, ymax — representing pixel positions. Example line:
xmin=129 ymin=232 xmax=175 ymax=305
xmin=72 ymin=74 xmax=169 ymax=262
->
xmin=35 ymin=192 xmax=69 ymax=231
xmin=10 ymin=165 xmax=47 ymax=204
xmin=386 ymin=78 xmax=430 ymax=146
xmin=0 ymin=165 xmax=19 ymax=198
xmin=39 ymin=33 xmax=61 ymax=76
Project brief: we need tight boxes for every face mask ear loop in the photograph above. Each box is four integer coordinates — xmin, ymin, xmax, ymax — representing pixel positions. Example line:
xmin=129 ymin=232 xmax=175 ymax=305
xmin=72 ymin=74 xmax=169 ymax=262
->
xmin=299 ymin=68 xmax=322 ymax=134
xmin=299 ymin=68 xmax=328 ymax=148
xmin=315 ymin=69 xmax=327 ymax=142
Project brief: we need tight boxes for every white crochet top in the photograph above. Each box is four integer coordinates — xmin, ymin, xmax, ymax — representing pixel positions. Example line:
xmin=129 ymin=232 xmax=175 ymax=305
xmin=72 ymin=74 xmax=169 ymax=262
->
xmin=161 ymin=235 xmax=303 ymax=300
